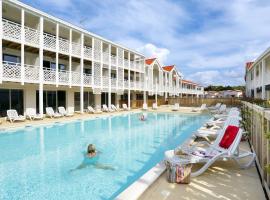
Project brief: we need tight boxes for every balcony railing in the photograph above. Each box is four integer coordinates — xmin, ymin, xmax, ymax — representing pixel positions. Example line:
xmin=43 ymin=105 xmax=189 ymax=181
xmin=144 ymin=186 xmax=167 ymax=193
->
xmin=111 ymin=55 xmax=117 ymax=66
xmin=124 ymin=59 xmax=129 ymax=68
xmin=72 ymin=42 xmax=81 ymax=56
xmin=43 ymin=68 xmax=56 ymax=83
xmin=24 ymin=64 xmax=39 ymax=83
xmin=103 ymin=52 xmax=109 ymax=64
xmin=59 ymin=38 xmax=69 ymax=54
xmin=24 ymin=26 xmax=39 ymax=46
xmin=58 ymin=70 xmax=69 ymax=85
xmin=102 ymin=76 xmax=109 ymax=88
xmin=72 ymin=71 xmax=81 ymax=85
xmin=43 ymin=32 xmax=56 ymax=50
xmin=2 ymin=61 xmax=21 ymax=82
xmin=84 ymin=46 xmax=92 ymax=60
xmin=2 ymin=19 xmax=21 ymax=42
xmin=111 ymin=78 xmax=117 ymax=88
xmin=83 ymin=73 xmax=92 ymax=86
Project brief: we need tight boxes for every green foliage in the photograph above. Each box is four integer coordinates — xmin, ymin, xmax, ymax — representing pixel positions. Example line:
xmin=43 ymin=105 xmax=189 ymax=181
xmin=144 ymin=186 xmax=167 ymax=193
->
xmin=204 ymin=85 xmax=245 ymax=91
xmin=265 ymin=164 xmax=270 ymax=174
xmin=265 ymin=132 xmax=270 ymax=140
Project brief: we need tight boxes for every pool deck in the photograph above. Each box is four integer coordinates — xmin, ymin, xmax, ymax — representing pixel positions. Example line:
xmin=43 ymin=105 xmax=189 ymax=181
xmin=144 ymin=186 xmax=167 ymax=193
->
xmin=0 ymin=105 xmax=266 ymax=200
xmin=139 ymin=141 xmax=266 ymax=200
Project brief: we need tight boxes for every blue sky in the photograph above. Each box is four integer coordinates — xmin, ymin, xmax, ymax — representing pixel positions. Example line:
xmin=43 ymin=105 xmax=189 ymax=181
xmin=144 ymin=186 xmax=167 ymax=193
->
xmin=20 ymin=0 xmax=270 ymax=86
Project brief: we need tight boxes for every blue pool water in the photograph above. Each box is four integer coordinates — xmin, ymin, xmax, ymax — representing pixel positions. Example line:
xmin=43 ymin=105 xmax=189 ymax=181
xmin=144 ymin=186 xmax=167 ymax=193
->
xmin=0 ymin=112 xmax=209 ymax=200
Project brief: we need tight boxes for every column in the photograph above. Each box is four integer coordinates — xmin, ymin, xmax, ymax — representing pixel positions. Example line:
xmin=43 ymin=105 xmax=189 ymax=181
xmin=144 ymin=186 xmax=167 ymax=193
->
xmin=69 ymin=29 xmax=72 ymax=88
xmin=21 ymin=9 xmax=25 ymax=85
xmin=39 ymin=17 xmax=44 ymax=115
xmin=91 ymin=38 xmax=95 ymax=87
xmin=56 ymin=23 xmax=59 ymax=87
xmin=0 ymin=0 xmax=2 ymax=83
xmin=80 ymin=33 xmax=84 ymax=113
xmin=128 ymin=52 xmax=131 ymax=109
xmin=108 ymin=44 xmax=111 ymax=107
xmin=262 ymin=59 xmax=266 ymax=99
xmin=155 ymin=77 xmax=158 ymax=104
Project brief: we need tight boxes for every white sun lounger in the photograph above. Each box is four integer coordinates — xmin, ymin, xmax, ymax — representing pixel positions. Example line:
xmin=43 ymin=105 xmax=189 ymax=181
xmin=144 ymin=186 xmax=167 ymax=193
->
xmin=111 ymin=104 xmax=119 ymax=112
xmin=122 ymin=104 xmax=129 ymax=111
xmin=26 ymin=108 xmax=43 ymax=120
xmin=46 ymin=107 xmax=62 ymax=118
xmin=58 ymin=107 xmax=74 ymax=117
xmin=208 ymin=103 xmax=221 ymax=110
xmin=87 ymin=106 xmax=102 ymax=114
xmin=172 ymin=103 xmax=180 ymax=111
xmin=7 ymin=109 xmax=26 ymax=123
xmin=211 ymin=104 xmax=227 ymax=114
xmin=165 ymin=127 xmax=255 ymax=177
xmin=102 ymin=104 xmax=110 ymax=112
xmin=192 ymin=104 xmax=207 ymax=112
xmin=152 ymin=103 xmax=158 ymax=110
xmin=142 ymin=103 xmax=148 ymax=111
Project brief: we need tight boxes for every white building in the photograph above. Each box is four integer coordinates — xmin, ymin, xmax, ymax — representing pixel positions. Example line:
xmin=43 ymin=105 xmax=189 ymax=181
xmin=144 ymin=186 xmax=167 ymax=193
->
xmin=245 ymin=47 xmax=270 ymax=100
xmin=0 ymin=0 xmax=203 ymax=117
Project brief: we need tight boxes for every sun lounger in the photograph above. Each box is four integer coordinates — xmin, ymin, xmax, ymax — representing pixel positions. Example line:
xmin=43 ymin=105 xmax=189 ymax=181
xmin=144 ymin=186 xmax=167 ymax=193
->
xmin=122 ymin=104 xmax=129 ymax=111
xmin=102 ymin=104 xmax=113 ymax=112
xmin=172 ymin=103 xmax=180 ymax=111
xmin=7 ymin=109 xmax=26 ymax=123
xmin=58 ymin=107 xmax=74 ymax=117
xmin=26 ymin=108 xmax=43 ymax=120
xmin=111 ymin=104 xmax=119 ymax=112
xmin=87 ymin=106 xmax=102 ymax=114
xmin=192 ymin=104 xmax=207 ymax=112
xmin=165 ymin=125 xmax=255 ymax=177
xmin=152 ymin=103 xmax=158 ymax=110
xmin=142 ymin=103 xmax=148 ymax=111
xmin=208 ymin=103 xmax=221 ymax=110
xmin=46 ymin=107 xmax=62 ymax=118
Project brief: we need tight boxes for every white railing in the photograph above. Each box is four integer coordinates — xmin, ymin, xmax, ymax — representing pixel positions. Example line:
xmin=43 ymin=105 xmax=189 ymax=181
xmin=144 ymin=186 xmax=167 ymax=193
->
xmin=84 ymin=46 xmax=92 ymax=60
xmin=72 ymin=71 xmax=81 ymax=85
xmin=111 ymin=78 xmax=117 ymax=88
xmin=2 ymin=19 xmax=21 ymax=41
xmin=43 ymin=33 xmax=56 ymax=50
xmin=43 ymin=68 xmax=56 ymax=83
xmin=130 ymin=81 xmax=135 ymax=89
xmin=103 ymin=52 xmax=109 ymax=64
xmin=2 ymin=61 xmax=21 ymax=81
xmin=124 ymin=59 xmax=129 ymax=68
xmin=72 ymin=42 xmax=81 ymax=56
xmin=102 ymin=76 xmax=109 ymax=88
xmin=130 ymin=61 xmax=135 ymax=69
xmin=24 ymin=26 xmax=39 ymax=46
xmin=83 ymin=73 xmax=92 ymax=86
xmin=24 ymin=64 xmax=39 ymax=82
xmin=59 ymin=38 xmax=69 ymax=54
xmin=111 ymin=55 xmax=117 ymax=66
xmin=58 ymin=70 xmax=69 ymax=84
xmin=124 ymin=80 xmax=129 ymax=89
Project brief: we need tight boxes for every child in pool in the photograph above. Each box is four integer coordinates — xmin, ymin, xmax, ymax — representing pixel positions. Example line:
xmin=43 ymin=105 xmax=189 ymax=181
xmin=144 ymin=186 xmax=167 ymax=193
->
xmin=70 ymin=144 xmax=115 ymax=172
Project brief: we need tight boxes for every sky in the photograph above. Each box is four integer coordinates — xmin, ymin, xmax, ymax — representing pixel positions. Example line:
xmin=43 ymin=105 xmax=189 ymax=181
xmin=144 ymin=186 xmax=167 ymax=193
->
xmin=20 ymin=0 xmax=270 ymax=86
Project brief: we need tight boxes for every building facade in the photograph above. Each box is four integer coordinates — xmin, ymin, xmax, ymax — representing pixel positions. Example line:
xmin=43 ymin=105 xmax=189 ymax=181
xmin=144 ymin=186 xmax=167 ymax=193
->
xmin=0 ymin=0 xmax=203 ymax=117
xmin=245 ymin=47 xmax=270 ymax=100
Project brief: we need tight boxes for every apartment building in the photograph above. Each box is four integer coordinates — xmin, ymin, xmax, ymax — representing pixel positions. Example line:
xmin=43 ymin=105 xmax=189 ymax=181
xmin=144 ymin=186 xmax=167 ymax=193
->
xmin=0 ymin=0 xmax=203 ymax=117
xmin=245 ymin=47 xmax=270 ymax=100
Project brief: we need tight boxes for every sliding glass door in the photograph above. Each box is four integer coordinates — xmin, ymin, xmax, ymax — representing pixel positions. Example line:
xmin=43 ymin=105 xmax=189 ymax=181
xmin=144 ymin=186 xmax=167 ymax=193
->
xmin=36 ymin=90 xmax=66 ymax=113
xmin=0 ymin=89 xmax=24 ymax=117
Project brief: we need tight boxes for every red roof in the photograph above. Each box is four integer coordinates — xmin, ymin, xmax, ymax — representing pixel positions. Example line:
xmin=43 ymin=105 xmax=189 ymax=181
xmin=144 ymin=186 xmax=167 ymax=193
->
xmin=162 ymin=65 xmax=174 ymax=72
xmin=145 ymin=58 xmax=156 ymax=65
xmin=182 ymin=79 xmax=199 ymax=86
xmin=246 ymin=62 xmax=254 ymax=70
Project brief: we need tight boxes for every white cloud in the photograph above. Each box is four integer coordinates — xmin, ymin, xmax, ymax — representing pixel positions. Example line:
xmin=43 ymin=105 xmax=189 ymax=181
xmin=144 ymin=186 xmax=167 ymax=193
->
xmin=137 ymin=44 xmax=170 ymax=65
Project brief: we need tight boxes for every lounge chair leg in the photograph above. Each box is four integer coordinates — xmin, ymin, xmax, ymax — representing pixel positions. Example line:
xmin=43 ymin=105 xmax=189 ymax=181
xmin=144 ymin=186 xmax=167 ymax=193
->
xmin=233 ymin=152 xmax=256 ymax=169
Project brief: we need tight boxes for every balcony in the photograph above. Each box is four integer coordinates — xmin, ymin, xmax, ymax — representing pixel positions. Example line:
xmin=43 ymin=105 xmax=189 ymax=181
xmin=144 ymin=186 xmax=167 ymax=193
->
xmin=24 ymin=26 xmax=39 ymax=46
xmin=102 ymin=76 xmax=109 ymax=88
xmin=111 ymin=55 xmax=117 ymax=66
xmin=72 ymin=42 xmax=81 ymax=57
xmin=58 ymin=70 xmax=70 ymax=85
xmin=2 ymin=61 xmax=21 ymax=82
xmin=43 ymin=32 xmax=56 ymax=50
xmin=124 ymin=80 xmax=129 ymax=89
xmin=59 ymin=38 xmax=69 ymax=54
xmin=84 ymin=46 xmax=92 ymax=60
xmin=24 ymin=64 xmax=39 ymax=83
xmin=83 ymin=73 xmax=92 ymax=86
xmin=2 ymin=19 xmax=21 ymax=42
xmin=43 ymin=68 xmax=56 ymax=83
xmin=103 ymin=52 xmax=109 ymax=64
xmin=111 ymin=78 xmax=117 ymax=88
xmin=124 ymin=59 xmax=129 ymax=68
xmin=72 ymin=71 xmax=81 ymax=85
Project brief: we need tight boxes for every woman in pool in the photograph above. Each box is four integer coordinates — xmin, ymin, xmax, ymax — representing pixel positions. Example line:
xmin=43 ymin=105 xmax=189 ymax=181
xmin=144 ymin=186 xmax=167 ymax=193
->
xmin=70 ymin=144 xmax=115 ymax=172
xmin=139 ymin=113 xmax=147 ymax=121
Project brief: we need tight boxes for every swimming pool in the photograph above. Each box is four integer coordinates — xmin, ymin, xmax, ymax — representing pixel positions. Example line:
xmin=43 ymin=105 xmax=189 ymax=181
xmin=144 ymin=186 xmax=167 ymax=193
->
xmin=0 ymin=112 xmax=209 ymax=200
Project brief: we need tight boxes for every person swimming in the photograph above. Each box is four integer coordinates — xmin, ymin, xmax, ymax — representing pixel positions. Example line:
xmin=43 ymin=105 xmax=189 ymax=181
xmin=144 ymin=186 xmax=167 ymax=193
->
xmin=140 ymin=113 xmax=147 ymax=121
xmin=70 ymin=144 xmax=115 ymax=172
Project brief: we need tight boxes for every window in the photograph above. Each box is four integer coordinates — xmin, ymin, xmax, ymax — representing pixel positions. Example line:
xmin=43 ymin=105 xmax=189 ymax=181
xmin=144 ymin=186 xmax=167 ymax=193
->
xmin=36 ymin=90 xmax=66 ymax=113
xmin=84 ymin=68 xmax=92 ymax=74
xmin=43 ymin=60 xmax=66 ymax=71
xmin=0 ymin=89 xmax=24 ymax=117
xmin=74 ymin=92 xmax=80 ymax=111
xmin=3 ymin=54 xmax=20 ymax=63
xmin=111 ymin=73 xmax=116 ymax=78
xmin=251 ymin=71 xmax=254 ymax=80
xmin=256 ymin=66 xmax=259 ymax=76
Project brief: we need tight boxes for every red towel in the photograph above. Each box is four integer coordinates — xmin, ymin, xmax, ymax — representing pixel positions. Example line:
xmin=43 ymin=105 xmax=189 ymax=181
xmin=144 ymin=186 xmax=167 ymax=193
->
xmin=219 ymin=125 xmax=239 ymax=149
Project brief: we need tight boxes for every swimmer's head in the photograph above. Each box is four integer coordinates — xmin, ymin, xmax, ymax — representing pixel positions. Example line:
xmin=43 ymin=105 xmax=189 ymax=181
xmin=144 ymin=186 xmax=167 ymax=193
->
xmin=87 ymin=144 xmax=96 ymax=154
